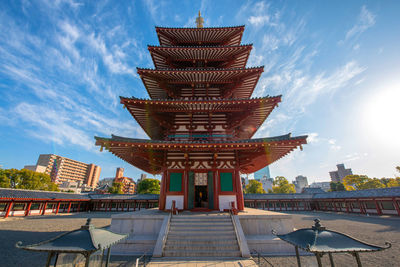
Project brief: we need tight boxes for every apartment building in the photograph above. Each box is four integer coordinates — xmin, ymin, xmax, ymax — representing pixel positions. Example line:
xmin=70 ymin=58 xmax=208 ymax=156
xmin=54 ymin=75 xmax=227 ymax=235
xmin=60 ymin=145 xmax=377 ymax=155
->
xmin=24 ymin=154 xmax=101 ymax=188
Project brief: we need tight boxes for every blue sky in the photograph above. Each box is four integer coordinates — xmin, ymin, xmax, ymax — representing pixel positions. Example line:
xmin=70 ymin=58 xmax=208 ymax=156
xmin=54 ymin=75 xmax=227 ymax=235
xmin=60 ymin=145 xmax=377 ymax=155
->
xmin=1 ymin=0 xmax=400 ymax=183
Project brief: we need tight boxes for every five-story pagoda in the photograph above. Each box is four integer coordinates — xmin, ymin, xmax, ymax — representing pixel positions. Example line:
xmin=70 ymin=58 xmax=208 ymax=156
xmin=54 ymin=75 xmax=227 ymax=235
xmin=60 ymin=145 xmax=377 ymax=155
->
xmin=95 ymin=12 xmax=307 ymax=211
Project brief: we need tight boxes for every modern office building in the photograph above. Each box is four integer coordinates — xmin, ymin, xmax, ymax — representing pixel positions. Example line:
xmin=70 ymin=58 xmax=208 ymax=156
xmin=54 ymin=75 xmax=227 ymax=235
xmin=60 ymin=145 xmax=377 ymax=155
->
xmin=24 ymin=154 xmax=101 ymax=188
xmin=329 ymin=164 xmax=353 ymax=183
xmin=254 ymin=166 xmax=271 ymax=180
xmin=293 ymin=175 xmax=308 ymax=193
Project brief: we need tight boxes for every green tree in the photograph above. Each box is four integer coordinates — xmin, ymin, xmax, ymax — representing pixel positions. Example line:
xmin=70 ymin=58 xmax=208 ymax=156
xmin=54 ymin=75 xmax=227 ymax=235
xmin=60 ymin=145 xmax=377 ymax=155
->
xmin=268 ymin=176 xmax=296 ymax=194
xmin=245 ymin=180 xmax=266 ymax=194
xmin=357 ymin=178 xmax=385 ymax=189
xmin=396 ymin=166 xmax=400 ymax=174
xmin=108 ymin=182 xmax=124 ymax=194
xmin=137 ymin=178 xmax=160 ymax=194
xmin=330 ymin=182 xmax=346 ymax=191
xmin=343 ymin=175 xmax=369 ymax=190
xmin=386 ymin=178 xmax=400 ymax=188
xmin=0 ymin=169 xmax=10 ymax=188
xmin=1 ymin=168 xmax=59 ymax=191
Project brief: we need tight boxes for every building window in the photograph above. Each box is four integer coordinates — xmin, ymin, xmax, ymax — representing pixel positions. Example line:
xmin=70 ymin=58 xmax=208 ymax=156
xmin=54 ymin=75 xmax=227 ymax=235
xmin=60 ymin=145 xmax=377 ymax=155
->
xmin=220 ymin=172 xmax=233 ymax=192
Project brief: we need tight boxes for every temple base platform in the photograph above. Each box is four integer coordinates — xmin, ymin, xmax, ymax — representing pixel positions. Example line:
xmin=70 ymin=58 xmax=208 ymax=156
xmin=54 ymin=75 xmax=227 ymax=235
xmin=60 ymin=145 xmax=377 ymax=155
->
xmin=109 ymin=208 xmax=297 ymax=257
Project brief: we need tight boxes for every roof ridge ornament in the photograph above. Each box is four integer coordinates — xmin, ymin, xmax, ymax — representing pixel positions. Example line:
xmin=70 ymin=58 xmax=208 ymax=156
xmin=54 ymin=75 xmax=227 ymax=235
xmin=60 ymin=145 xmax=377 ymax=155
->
xmin=196 ymin=10 xmax=204 ymax=28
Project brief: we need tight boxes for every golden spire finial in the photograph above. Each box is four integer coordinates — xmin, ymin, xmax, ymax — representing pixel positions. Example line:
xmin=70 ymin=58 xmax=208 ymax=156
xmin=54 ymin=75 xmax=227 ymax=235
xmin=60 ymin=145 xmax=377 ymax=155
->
xmin=196 ymin=10 xmax=204 ymax=28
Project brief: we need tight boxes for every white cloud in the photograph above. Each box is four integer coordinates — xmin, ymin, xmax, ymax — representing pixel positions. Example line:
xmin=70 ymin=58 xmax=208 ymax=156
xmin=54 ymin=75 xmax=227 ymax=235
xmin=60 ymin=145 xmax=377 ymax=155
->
xmin=87 ymin=33 xmax=136 ymax=76
xmin=249 ymin=15 xmax=271 ymax=27
xmin=341 ymin=6 xmax=376 ymax=43
xmin=307 ymin=133 xmax=319 ymax=144
xmin=328 ymin=139 xmax=341 ymax=151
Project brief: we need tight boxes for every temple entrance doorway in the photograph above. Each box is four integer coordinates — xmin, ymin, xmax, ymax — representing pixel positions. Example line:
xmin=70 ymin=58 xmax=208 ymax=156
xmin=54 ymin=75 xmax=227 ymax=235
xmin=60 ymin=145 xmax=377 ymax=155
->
xmin=194 ymin=172 xmax=208 ymax=208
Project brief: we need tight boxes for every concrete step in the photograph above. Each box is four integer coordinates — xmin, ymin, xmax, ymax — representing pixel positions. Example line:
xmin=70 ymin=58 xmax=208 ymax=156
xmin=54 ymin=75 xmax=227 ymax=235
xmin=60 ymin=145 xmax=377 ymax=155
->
xmin=166 ymin=239 xmax=238 ymax=245
xmin=163 ymin=250 xmax=241 ymax=257
xmin=164 ymin=244 xmax=240 ymax=251
xmin=167 ymin=231 xmax=236 ymax=237
xmin=169 ymin=226 xmax=234 ymax=231
xmin=171 ymin=216 xmax=231 ymax=220
xmin=170 ymin=223 xmax=233 ymax=227
xmin=171 ymin=217 xmax=231 ymax=221
xmin=166 ymin=234 xmax=237 ymax=241
xmin=168 ymin=228 xmax=234 ymax=234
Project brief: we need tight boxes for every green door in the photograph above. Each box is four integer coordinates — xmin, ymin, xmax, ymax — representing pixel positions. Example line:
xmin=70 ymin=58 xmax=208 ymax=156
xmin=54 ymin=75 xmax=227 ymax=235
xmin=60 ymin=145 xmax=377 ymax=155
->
xmin=208 ymin=171 xmax=214 ymax=209
xmin=188 ymin=171 xmax=194 ymax=209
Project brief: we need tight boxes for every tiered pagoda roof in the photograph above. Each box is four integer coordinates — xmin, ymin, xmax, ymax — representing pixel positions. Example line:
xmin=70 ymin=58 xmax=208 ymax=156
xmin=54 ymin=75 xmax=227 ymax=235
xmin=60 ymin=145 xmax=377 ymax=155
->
xmin=95 ymin=20 xmax=307 ymax=175
xmin=95 ymin=134 xmax=307 ymax=174
xmin=155 ymin=26 xmax=245 ymax=46
xmin=148 ymin=45 xmax=252 ymax=69
xmin=120 ymin=96 xmax=281 ymax=140
xmin=138 ymin=67 xmax=263 ymax=99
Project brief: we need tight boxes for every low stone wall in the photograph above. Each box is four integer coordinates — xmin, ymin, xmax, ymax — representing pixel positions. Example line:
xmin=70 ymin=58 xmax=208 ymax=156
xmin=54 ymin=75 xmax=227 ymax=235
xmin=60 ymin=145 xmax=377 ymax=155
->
xmin=109 ymin=209 xmax=168 ymax=255
xmin=238 ymin=209 xmax=296 ymax=256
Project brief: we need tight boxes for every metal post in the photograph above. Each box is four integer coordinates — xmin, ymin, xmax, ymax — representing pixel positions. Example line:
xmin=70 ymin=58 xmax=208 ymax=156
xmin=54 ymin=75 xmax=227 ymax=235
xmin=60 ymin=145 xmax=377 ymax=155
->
xmin=315 ymin=253 xmax=322 ymax=267
xmin=328 ymin=252 xmax=335 ymax=267
xmin=295 ymin=246 xmax=301 ymax=267
xmin=46 ymin=252 xmax=54 ymax=267
xmin=354 ymin=252 xmax=362 ymax=267
xmin=100 ymin=249 xmax=105 ymax=267
xmin=54 ymin=253 xmax=59 ymax=266
xmin=105 ymin=247 xmax=111 ymax=267
xmin=84 ymin=254 xmax=91 ymax=267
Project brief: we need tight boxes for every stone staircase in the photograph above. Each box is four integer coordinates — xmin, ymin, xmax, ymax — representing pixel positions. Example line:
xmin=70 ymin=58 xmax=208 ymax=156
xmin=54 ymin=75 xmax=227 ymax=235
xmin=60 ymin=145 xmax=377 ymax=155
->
xmin=163 ymin=213 xmax=242 ymax=257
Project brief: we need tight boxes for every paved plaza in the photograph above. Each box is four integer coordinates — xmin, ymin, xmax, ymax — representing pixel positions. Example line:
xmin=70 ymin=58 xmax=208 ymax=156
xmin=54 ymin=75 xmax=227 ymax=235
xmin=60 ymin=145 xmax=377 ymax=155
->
xmin=0 ymin=211 xmax=399 ymax=266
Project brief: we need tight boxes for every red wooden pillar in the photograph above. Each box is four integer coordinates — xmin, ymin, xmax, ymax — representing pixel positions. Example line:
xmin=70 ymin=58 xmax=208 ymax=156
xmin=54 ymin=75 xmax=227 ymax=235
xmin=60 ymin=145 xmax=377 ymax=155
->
xmin=214 ymin=171 xmax=219 ymax=211
xmin=279 ymin=200 xmax=282 ymax=211
xmin=109 ymin=201 xmax=112 ymax=212
xmin=159 ymin=169 xmax=167 ymax=210
xmin=235 ymin=170 xmax=244 ymax=211
xmin=134 ymin=200 xmax=136 ymax=211
xmin=262 ymin=201 xmax=265 ymax=210
xmin=296 ymin=201 xmax=299 ymax=211
xmin=116 ymin=202 xmax=119 ymax=212
xmin=25 ymin=201 xmax=32 ymax=217
xmin=266 ymin=200 xmax=270 ymax=211
xmin=67 ymin=202 xmax=72 ymax=213
xmin=77 ymin=202 xmax=81 ymax=213
xmin=127 ymin=201 xmax=130 ymax=212
xmin=358 ymin=200 xmax=364 ymax=214
xmin=374 ymin=199 xmax=382 ymax=215
xmin=4 ymin=201 xmax=14 ymax=218
xmin=333 ymin=201 xmax=337 ymax=212
xmin=41 ymin=202 xmax=47 ymax=215
xmin=393 ymin=198 xmax=400 ymax=216
xmin=55 ymin=202 xmax=61 ymax=214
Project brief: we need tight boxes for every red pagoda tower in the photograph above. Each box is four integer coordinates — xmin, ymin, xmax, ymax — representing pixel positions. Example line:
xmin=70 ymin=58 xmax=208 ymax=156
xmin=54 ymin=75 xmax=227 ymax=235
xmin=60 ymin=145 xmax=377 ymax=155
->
xmin=95 ymin=12 xmax=307 ymax=211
